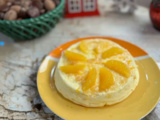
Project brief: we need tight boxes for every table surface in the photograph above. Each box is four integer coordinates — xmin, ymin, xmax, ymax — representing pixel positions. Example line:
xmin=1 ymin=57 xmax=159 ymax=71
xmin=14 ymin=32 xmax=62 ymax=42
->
xmin=0 ymin=2 xmax=160 ymax=120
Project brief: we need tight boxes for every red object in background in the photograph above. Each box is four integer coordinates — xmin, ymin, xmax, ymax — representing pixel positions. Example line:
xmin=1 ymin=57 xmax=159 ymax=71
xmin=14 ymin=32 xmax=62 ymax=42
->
xmin=65 ymin=0 xmax=99 ymax=18
xmin=150 ymin=1 xmax=160 ymax=30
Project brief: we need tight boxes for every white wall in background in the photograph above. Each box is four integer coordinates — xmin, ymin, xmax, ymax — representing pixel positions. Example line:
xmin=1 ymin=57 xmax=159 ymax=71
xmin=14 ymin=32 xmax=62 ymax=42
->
xmin=135 ymin=0 xmax=152 ymax=7
xmin=98 ymin=0 xmax=152 ymax=15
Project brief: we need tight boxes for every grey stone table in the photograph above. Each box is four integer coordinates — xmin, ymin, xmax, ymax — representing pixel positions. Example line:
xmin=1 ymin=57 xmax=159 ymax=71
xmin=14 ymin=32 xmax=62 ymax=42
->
xmin=0 ymin=4 xmax=160 ymax=120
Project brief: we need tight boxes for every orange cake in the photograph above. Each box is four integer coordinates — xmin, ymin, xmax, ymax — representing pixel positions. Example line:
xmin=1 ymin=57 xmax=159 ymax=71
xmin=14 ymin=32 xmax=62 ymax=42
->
xmin=54 ymin=39 xmax=139 ymax=107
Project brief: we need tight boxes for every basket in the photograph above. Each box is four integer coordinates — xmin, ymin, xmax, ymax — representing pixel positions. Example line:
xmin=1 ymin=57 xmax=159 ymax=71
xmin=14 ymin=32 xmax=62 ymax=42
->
xmin=0 ymin=0 xmax=65 ymax=40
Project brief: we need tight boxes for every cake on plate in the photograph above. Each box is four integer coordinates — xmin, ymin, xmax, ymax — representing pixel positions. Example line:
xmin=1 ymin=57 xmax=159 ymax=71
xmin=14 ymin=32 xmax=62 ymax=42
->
xmin=54 ymin=39 xmax=139 ymax=107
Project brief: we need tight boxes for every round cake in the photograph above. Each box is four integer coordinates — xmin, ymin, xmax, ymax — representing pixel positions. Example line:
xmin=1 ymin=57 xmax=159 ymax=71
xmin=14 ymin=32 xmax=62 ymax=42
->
xmin=54 ymin=39 xmax=139 ymax=107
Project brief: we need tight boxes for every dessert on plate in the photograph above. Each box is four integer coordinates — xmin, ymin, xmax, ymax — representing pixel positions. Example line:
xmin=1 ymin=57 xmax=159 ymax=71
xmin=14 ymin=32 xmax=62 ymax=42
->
xmin=54 ymin=38 xmax=139 ymax=107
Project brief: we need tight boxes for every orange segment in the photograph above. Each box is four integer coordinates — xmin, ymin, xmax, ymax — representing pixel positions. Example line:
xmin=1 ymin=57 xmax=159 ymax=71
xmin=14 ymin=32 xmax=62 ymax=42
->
xmin=102 ymin=47 xmax=124 ymax=59
xmin=65 ymin=50 xmax=87 ymax=61
xmin=94 ymin=41 xmax=110 ymax=53
xmin=82 ymin=68 xmax=97 ymax=92
xmin=79 ymin=41 xmax=90 ymax=53
xmin=60 ymin=65 xmax=86 ymax=74
xmin=99 ymin=67 xmax=114 ymax=91
xmin=104 ymin=60 xmax=131 ymax=78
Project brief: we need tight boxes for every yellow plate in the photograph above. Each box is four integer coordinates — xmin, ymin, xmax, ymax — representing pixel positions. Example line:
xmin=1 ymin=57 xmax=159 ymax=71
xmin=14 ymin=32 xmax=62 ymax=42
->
xmin=37 ymin=37 xmax=160 ymax=120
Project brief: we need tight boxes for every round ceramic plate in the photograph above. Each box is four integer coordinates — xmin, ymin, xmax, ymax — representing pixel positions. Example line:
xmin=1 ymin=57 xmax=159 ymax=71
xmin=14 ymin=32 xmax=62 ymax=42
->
xmin=37 ymin=37 xmax=160 ymax=120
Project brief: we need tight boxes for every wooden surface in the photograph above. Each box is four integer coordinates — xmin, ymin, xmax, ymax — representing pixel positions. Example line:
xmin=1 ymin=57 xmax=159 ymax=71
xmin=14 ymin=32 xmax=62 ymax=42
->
xmin=0 ymin=2 xmax=160 ymax=120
